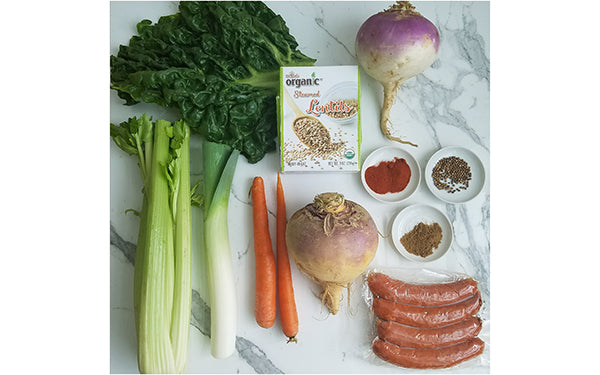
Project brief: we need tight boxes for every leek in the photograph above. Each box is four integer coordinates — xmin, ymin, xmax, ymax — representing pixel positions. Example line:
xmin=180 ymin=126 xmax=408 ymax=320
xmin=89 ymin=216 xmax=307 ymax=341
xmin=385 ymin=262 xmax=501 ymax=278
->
xmin=202 ymin=141 xmax=239 ymax=359
xmin=111 ymin=115 xmax=193 ymax=373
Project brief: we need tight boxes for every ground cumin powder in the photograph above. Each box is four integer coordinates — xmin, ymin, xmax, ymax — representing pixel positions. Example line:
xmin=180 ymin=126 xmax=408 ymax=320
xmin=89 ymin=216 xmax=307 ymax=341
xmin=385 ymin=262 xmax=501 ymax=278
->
xmin=400 ymin=222 xmax=443 ymax=258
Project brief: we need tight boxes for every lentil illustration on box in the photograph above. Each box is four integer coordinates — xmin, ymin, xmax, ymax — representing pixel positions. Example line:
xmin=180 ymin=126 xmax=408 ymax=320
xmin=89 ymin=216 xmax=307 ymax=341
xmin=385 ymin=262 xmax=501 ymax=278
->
xmin=279 ymin=66 xmax=361 ymax=172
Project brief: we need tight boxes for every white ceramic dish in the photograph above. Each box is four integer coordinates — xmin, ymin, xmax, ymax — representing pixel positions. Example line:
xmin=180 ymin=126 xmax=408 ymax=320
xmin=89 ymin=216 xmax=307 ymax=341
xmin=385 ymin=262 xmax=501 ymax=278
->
xmin=360 ymin=146 xmax=420 ymax=203
xmin=391 ymin=204 xmax=453 ymax=262
xmin=424 ymin=146 xmax=485 ymax=204
xmin=321 ymin=81 xmax=358 ymax=125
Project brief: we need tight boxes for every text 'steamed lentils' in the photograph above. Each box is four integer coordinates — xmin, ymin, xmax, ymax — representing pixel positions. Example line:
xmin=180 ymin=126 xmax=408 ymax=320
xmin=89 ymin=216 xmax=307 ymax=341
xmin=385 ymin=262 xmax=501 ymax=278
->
xmin=324 ymin=99 xmax=358 ymax=119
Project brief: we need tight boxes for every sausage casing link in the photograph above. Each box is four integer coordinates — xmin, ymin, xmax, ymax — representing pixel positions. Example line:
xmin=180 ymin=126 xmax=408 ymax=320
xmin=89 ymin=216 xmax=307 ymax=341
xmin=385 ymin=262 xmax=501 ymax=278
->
xmin=368 ymin=272 xmax=479 ymax=306
xmin=372 ymin=337 xmax=485 ymax=369
xmin=376 ymin=317 xmax=482 ymax=349
xmin=372 ymin=291 xmax=482 ymax=328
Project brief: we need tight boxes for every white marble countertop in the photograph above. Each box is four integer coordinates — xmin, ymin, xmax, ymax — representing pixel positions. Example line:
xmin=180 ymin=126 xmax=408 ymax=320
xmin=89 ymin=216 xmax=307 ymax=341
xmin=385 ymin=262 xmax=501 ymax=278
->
xmin=110 ymin=1 xmax=490 ymax=373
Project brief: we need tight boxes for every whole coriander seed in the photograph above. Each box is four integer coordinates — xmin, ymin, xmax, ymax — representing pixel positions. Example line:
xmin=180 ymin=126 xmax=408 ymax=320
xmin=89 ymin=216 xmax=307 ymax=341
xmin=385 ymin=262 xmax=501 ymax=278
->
xmin=431 ymin=156 xmax=472 ymax=193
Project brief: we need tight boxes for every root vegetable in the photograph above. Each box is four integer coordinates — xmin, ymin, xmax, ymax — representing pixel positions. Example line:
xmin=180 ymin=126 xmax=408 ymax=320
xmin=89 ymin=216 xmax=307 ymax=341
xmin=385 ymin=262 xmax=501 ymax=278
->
xmin=355 ymin=1 xmax=440 ymax=147
xmin=277 ymin=174 xmax=299 ymax=342
xmin=251 ymin=177 xmax=277 ymax=329
xmin=285 ymin=193 xmax=379 ymax=314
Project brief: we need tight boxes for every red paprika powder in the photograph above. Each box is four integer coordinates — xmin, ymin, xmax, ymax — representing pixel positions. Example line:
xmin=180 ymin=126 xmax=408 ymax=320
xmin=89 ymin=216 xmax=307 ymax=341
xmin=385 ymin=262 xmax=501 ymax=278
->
xmin=365 ymin=157 xmax=411 ymax=194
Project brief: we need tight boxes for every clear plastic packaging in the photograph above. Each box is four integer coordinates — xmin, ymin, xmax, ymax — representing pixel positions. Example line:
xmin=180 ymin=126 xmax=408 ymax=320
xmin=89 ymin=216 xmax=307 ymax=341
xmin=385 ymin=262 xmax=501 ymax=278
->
xmin=360 ymin=267 xmax=490 ymax=372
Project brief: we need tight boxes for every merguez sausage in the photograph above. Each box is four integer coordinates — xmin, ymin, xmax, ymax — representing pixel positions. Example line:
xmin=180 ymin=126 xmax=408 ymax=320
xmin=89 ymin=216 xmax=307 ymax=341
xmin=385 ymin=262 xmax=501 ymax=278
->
xmin=367 ymin=272 xmax=479 ymax=306
xmin=376 ymin=317 xmax=483 ymax=349
xmin=372 ymin=291 xmax=482 ymax=328
xmin=372 ymin=337 xmax=485 ymax=369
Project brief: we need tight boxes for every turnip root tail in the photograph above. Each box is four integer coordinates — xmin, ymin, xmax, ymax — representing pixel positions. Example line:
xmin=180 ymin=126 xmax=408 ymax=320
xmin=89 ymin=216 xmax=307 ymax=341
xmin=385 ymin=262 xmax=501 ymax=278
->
xmin=293 ymin=261 xmax=346 ymax=315
xmin=320 ymin=282 xmax=346 ymax=315
xmin=381 ymin=81 xmax=419 ymax=147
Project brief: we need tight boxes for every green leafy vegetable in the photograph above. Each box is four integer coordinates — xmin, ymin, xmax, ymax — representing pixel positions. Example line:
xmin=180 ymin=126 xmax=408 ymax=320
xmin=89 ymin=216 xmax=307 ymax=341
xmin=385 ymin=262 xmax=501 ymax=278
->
xmin=111 ymin=115 xmax=195 ymax=373
xmin=111 ymin=1 xmax=315 ymax=163
xmin=111 ymin=1 xmax=315 ymax=362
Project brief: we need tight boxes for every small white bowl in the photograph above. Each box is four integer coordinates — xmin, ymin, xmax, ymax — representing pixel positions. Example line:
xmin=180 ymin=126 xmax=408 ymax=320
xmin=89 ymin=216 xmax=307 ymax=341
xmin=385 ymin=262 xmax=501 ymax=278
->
xmin=321 ymin=81 xmax=358 ymax=125
xmin=360 ymin=146 xmax=420 ymax=203
xmin=424 ymin=146 xmax=486 ymax=204
xmin=391 ymin=204 xmax=453 ymax=262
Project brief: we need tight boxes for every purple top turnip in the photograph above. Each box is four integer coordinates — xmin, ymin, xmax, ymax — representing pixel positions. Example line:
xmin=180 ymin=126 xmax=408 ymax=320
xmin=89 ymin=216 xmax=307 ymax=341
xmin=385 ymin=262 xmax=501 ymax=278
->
xmin=286 ymin=193 xmax=379 ymax=315
xmin=355 ymin=1 xmax=440 ymax=147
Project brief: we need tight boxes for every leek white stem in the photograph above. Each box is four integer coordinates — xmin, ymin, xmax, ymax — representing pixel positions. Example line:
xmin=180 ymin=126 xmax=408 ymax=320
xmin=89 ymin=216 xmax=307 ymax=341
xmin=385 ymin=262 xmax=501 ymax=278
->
xmin=205 ymin=205 xmax=237 ymax=358
xmin=203 ymin=144 xmax=240 ymax=359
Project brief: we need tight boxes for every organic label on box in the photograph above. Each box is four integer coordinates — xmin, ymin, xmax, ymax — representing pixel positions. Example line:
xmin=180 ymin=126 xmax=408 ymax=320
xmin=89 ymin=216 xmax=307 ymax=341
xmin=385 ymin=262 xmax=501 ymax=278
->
xmin=279 ymin=66 xmax=361 ymax=172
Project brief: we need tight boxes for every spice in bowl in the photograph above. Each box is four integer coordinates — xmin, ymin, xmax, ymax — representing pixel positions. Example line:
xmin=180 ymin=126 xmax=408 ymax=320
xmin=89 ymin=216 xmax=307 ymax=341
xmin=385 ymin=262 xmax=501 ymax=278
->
xmin=364 ymin=157 xmax=411 ymax=194
xmin=431 ymin=156 xmax=472 ymax=194
xmin=400 ymin=222 xmax=443 ymax=258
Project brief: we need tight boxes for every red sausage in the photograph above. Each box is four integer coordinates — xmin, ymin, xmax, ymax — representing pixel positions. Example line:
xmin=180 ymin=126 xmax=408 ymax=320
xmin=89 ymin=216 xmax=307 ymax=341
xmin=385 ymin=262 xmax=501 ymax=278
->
xmin=376 ymin=317 xmax=483 ymax=349
xmin=368 ymin=272 xmax=479 ymax=306
xmin=372 ymin=291 xmax=482 ymax=328
xmin=372 ymin=337 xmax=485 ymax=369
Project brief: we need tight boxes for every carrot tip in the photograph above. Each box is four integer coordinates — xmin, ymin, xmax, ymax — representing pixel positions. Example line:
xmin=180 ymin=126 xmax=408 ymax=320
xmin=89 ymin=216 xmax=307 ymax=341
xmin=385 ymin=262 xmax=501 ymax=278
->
xmin=286 ymin=336 xmax=298 ymax=344
xmin=256 ymin=317 xmax=276 ymax=329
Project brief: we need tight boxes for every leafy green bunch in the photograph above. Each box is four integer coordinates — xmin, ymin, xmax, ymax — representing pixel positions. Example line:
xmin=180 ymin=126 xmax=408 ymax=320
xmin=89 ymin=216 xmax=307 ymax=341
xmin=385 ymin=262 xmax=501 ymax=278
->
xmin=111 ymin=1 xmax=315 ymax=163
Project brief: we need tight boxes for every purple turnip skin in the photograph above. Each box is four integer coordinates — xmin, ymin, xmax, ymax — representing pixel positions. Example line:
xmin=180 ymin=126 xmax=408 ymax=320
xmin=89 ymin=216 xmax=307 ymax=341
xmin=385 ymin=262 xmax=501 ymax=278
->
xmin=355 ymin=1 xmax=440 ymax=147
xmin=286 ymin=193 xmax=379 ymax=315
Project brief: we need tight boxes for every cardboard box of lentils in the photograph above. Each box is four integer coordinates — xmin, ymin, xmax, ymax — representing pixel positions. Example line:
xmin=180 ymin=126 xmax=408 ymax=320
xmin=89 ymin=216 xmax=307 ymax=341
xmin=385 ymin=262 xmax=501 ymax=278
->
xmin=279 ymin=66 xmax=361 ymax=172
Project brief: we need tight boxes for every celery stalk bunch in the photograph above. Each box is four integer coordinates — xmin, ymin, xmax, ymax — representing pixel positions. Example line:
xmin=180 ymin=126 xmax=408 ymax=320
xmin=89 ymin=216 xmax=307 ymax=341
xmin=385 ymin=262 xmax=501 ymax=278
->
xmin=111 ymin=115 xmax=196 ymax=373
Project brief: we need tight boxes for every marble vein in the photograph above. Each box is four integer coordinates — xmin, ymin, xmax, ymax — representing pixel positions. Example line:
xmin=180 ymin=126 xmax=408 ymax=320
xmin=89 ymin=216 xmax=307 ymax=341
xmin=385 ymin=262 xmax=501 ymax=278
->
xmin=459 ymin=203 xmax=489 ymax=299
xmin=445 ymin=201 xmax=490 ymax=310
xmin=412 ymin=70 xmax=488 ymax=152
xmin=313 ymin=15 xmax=354 ymax=58
xmin=236 ymin=337 xmax=284 ymax=374
xmin=110 ymin=222 xmax=284 ymax=374
xmin=110 ymin=223 xmax=136 ymax=264
xmin=392 ymin=2 xmax=490 ymax=151
xmin=453 ymin=4 xmax=490 ymax=87
xmin=433 ymin=2 xmax=490 ymax=85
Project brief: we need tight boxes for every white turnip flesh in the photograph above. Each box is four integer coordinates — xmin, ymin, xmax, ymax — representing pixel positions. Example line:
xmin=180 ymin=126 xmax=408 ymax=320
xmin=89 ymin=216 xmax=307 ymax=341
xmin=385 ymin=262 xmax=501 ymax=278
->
xmin=285 ymin=193 xmax=379 ymax=315
xmin=355 ymin=1 xmax=440 ymax=147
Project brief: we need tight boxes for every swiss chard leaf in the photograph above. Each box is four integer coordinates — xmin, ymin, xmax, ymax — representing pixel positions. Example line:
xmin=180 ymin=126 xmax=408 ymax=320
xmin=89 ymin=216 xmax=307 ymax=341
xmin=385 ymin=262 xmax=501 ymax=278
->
xmin=111 ymin=1 xmax=315 ymax=163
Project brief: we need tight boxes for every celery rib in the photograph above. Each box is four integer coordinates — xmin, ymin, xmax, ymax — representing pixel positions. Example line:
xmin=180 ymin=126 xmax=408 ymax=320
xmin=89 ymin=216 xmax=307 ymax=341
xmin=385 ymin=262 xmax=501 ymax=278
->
xmin=137 ymin=120 xmax=176 ymax=373
xmin=170 ymin=122 xmax=192 ymax=373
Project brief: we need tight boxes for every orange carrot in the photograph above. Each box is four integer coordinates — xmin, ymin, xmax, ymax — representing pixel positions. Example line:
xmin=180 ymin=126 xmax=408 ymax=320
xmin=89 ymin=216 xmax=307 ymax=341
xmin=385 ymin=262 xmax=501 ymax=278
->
xmin=251 ymin=176 xmax=276 ymax=328
xmin=276 ymin=173 xmax=299 ymax=342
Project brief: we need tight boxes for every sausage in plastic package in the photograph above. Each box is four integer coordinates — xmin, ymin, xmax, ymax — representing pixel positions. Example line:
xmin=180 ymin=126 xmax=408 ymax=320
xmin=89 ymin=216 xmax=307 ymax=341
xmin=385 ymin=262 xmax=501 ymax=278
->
xmin=360 ymin=267 xmax=489 ymax=371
